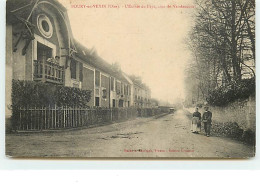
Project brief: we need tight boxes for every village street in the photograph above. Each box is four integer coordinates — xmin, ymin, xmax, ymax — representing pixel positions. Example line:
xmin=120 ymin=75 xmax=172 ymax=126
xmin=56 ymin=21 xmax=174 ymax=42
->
xmin=6 ymin=110 xmax=254 ymax=158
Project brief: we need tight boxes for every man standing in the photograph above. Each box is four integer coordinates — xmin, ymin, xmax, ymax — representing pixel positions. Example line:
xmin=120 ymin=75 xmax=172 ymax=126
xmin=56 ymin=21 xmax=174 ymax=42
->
xmin=202 ymin=106 xmax=212 ymax=137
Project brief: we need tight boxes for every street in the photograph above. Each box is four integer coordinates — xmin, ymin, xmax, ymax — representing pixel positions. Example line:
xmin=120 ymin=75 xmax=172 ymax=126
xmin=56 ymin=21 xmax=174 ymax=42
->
xmin=6 ymin=110 xmax=254 ymax=158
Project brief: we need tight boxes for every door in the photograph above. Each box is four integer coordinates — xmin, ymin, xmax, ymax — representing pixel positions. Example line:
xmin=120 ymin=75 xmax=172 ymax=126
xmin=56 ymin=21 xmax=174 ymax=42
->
xmin=37 ymin=42 xmax=52 ymax=62
xmin=36 ymin=42 xmax=53 ymax=79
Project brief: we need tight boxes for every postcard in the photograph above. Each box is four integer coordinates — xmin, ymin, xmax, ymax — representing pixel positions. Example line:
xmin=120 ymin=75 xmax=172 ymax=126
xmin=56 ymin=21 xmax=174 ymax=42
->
xmin=5 ymin=0 xmax=255 ymax=158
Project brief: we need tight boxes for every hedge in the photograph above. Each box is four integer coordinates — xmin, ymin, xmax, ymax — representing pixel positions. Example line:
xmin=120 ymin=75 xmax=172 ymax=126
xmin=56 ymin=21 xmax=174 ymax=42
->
xmin=210 ymin=122 xmax=255 ymax=145
xmin=12 ymin=80 xmax=92 ymax=109
xmin=206 ymin=78 xmax=255 ymax=106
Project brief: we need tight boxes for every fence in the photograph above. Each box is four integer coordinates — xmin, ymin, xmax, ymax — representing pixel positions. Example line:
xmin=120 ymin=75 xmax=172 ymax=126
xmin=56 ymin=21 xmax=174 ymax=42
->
xmin=137 ymin=108 xmax=163 ymax=117
xmin=11 ymin=106 xmax=162 ymax=131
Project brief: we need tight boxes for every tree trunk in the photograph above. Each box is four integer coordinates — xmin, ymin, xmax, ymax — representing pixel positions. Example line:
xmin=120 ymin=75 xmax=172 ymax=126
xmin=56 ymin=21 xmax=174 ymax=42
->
xmin=231 ymin=1 xmax=241 ymax=82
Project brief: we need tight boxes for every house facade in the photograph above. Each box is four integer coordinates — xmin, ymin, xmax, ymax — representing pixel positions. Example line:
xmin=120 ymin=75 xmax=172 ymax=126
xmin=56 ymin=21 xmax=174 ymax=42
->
xmin=132 ymin=80 xmax=151 ymax=108
xmin=6 ymin=0 xmax=152 ymax=123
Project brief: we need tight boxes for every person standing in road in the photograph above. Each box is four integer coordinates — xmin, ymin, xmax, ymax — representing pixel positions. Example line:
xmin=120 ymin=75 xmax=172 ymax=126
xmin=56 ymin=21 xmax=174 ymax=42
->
xmin=202 ymin=106 xmax=212 ymax=137
xmin=191 ymin=107 xmax=201 ymax=134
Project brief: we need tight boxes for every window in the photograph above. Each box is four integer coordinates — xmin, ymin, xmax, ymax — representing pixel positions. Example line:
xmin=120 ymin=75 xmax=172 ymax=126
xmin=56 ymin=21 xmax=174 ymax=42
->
xmin=112 ymin=99 xmax=116 ymax=107
xmin=102 ymin=89 xmax=107 ymax=99
xmin=124 ymin=84 xmax=127 ymax=95
xmin=116 ymin=81 xmax=121 ymax=94
xmin=37 ymin=14 xmax=53 ymax=38
xmin=119 ymin=100 xmax=124 ymax=107
xmin=95 ymin=70 xmax=100 ymax=86
xmin=79 ymin=63 xmax=83 ymax=82
xmin=111 ymin=77 xmax=115 ymax=91
xmin=126 ymin=85 xmax=129 ymax=95
xmin=41 ymin=20 xmax=49 ymax=32
xmin=70 ymin=60 xmax=77 ymax=79
xmin=95 ymin=97 xmax=100 ymax=107
xmin=121 ymin=83 xmax=124 ymax=94
xmin=37 ymin=42 xmax=52 ymax=62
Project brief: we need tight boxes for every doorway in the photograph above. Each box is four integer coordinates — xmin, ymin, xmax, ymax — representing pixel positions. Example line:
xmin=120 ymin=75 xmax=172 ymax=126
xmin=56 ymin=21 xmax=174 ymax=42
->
xmin=37 ymin=42 xmax=52 ymax=62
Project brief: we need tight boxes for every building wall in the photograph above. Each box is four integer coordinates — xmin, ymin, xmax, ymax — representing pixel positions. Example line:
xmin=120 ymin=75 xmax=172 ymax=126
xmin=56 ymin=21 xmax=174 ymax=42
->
xmin=132 ymin=83 xmax=151 ymax=108
xmin=130 ymin=84 xmax=134 ymax=106
xmin=109 ymin=77 xmax=132 ymax=108
xmin=11 ymin=30 xmax=34 ymax=82
xmin=25 ymin=41 xmax=33 ymax=81
xmin=210 ymin=96 xmax=256 ymax=132
xmin=110 ymin=91 xmax=117 ymax=107
xmin=31 ymin=9 xmax=60 ymax=53
xmin=6 ymin=23 xmax=13 ymax=119
xmin=12 ymin=22 xmax=27 ymax=81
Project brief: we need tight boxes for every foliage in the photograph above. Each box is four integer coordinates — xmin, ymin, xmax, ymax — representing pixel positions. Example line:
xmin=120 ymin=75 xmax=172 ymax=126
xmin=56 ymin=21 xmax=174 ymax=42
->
xmin=196 ymin=103 xmax=203 ymax=108
xmin=211 ymin=122 xmax=255 ymax=145
xmin=185 ymin=0 xmax=255 ymax=104
xmin=137 ymin=107 xmax=162 ymax=117
xmin=206 ymin=78 xmax=255 ymax=106
xmin=211 ymin=122 xmax=244 ymax=139
xmin=12 ymin=80 xmax=92 ymax=109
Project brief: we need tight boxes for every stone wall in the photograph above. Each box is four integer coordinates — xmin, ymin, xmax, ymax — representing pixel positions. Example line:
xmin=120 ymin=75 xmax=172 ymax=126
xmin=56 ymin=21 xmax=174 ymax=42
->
xmin=186 ymin=96 xmax=255 ymax=144
xmin=210 ymin=96 xmax=255 ymax=132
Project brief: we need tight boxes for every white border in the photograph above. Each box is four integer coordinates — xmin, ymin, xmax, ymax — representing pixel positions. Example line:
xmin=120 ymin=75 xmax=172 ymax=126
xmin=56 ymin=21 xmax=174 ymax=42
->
xmin=0 ymin=0 xmax=259 ymax=171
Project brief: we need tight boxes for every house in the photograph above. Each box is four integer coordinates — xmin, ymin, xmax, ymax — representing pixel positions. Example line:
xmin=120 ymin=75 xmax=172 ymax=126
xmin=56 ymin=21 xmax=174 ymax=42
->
xmin=5 ymin=0 xmax=155 ymax=129
xmin=5 ymin=0 xmax=134 ymax=117
xmin=72 ymin=41 xmax=132 ymax=108
xmin=129 ymin=76 xmax=151 ymax=108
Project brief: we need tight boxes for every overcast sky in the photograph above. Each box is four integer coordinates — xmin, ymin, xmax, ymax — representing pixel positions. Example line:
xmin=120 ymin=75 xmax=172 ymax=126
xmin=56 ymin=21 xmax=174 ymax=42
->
xmin=59 ymin=0 xmax=195 ymax=103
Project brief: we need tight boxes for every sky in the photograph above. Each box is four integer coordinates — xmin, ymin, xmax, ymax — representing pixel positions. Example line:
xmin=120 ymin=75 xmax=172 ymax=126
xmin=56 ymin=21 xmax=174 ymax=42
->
xmin=59 ymin=0 xmax=195 ymax=104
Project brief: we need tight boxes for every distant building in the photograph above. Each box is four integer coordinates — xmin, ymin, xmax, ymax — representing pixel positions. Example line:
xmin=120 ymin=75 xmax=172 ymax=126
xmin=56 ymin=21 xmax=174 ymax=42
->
xmin=130 ymin=76 xmax=151 ymax=108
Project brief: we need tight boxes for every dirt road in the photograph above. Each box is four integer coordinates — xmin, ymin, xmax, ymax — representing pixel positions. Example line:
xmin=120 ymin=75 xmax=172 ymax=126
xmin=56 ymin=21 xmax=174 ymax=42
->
xmin=6 ymin=110 xmax=255 ymax=158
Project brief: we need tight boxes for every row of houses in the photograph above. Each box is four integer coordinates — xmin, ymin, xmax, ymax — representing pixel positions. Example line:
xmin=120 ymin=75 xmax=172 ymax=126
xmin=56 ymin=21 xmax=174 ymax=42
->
xmin=5 ymin=0 xmax=152 ymax=120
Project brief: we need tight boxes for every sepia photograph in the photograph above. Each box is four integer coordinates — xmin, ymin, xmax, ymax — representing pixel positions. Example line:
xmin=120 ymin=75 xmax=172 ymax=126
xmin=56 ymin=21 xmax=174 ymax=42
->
xmin=5 ymin=0 xmax=256 ymax=158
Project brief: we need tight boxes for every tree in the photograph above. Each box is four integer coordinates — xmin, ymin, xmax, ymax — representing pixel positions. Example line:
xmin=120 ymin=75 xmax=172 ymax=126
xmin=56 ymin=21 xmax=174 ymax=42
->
xmin=185 ymin=0 xmax=255 ymax=105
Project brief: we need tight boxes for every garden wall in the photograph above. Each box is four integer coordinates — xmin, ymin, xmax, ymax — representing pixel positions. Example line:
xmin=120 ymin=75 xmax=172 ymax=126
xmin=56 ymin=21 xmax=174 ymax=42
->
xmin=211 ymin=95 xmax=255 ymax=132
xmin=186 ymin=95 xmax=255 ymax=144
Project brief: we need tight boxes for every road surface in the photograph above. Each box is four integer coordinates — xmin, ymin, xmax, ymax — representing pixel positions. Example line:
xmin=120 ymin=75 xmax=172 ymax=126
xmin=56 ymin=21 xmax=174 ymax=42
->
xmin=6 ymin=110 xmax=255 ymax=158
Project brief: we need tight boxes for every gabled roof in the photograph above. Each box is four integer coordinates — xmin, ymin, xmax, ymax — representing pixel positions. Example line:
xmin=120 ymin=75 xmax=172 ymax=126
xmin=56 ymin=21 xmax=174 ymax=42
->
xmin=6 ymin=0 xmax=34 ymax=23
xmin=6 ymin=0 xmax=67 ymax=23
